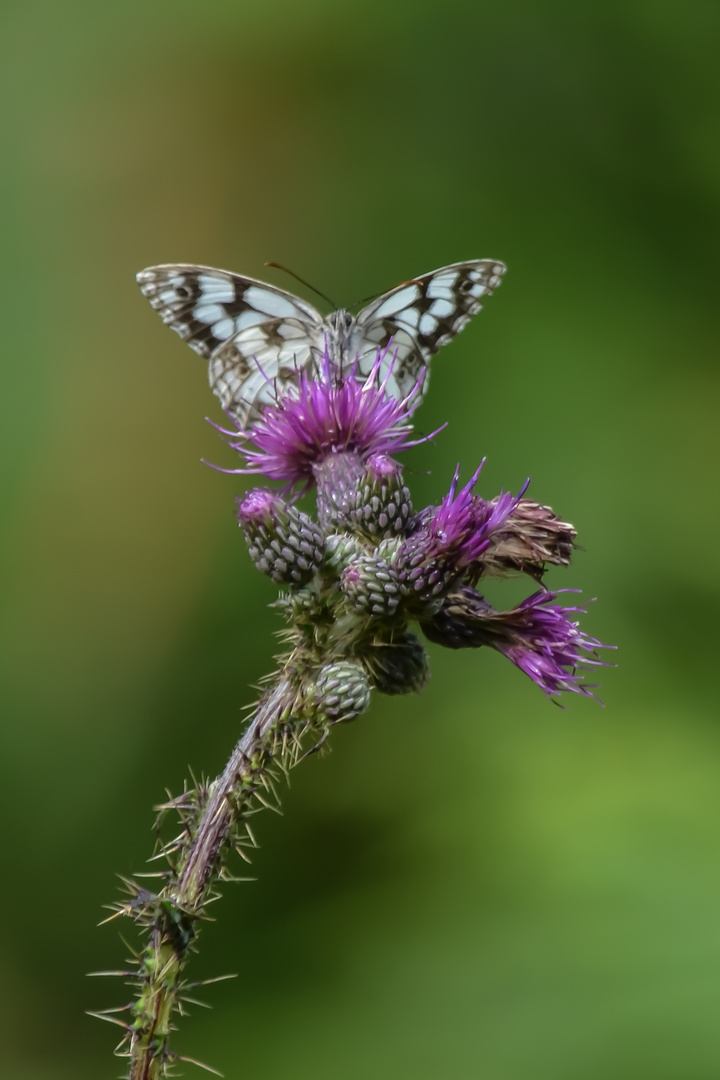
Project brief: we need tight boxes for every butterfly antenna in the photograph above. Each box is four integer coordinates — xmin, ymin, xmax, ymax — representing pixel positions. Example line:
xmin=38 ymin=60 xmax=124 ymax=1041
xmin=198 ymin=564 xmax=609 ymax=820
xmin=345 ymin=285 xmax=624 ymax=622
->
xmin=350 ymin=277 xmax=422 ymax=311
xmin=264 ymin=262 xmax=337 ymax=310
xmin=351 ymin=292 xmax=378 ymax=308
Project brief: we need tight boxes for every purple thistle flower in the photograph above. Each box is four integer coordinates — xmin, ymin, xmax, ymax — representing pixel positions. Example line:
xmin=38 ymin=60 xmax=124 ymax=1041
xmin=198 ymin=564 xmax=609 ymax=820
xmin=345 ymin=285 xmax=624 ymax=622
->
xmin=224 ymin=346 xmax=436 ymax=487
xmin=395 ymin=465 xmax=529 ymax=600
xmin=421 ymin=585 xmax=614 ymax=702
xmin=428 ymin=464 xmax=530 ymax=566
xmin=493 ymin=590 xmax=613 ymax=702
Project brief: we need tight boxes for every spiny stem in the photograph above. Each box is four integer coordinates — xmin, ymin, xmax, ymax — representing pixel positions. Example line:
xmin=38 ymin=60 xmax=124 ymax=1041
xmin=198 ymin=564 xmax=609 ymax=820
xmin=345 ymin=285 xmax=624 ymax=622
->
xmin=122 ymin=673 xmax=315 ymax=1080
xmin=176 ymin=680 xmax=294 ymax=905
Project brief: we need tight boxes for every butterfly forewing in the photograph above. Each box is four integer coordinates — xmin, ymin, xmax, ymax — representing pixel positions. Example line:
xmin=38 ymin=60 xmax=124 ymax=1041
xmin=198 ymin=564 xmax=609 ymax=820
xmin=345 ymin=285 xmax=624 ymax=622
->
xmin=136 ymin=258 xmax=506 ymax=425
xmin=350 ymin=260 xmax=507 ymax=400
xmin=136 ymin=264 xmax=326 ymax=424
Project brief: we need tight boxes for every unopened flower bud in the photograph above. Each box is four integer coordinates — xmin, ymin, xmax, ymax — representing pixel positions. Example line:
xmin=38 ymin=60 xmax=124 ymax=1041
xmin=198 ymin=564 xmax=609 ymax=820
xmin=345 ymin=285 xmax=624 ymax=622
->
xmin=348 ymin=454 xmax=413 ymax=540
xmin=324 ymin=532 xmax=366 ymax=572
xmin=340 ymin=555 xmax=401 ymax=618
xmin=313 ymin=660 xmax=371 ymax=723
xmin=363 ymin=632 xmax=429 ymax=695
xmin=394 ymin=534 xmax=458 ymax=608
xmin=237 ymin=488 xmax=325 ymax=585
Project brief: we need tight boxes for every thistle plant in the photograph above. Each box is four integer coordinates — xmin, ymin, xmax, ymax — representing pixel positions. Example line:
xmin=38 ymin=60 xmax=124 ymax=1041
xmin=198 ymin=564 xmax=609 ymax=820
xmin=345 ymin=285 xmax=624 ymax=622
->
xmin=94 ymin=347 xmax=612 ymax=1078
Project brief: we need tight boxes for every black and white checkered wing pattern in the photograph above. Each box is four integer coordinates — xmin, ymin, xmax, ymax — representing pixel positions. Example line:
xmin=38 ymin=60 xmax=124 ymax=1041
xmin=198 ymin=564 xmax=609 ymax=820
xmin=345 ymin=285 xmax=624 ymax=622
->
xmin=136 ymin=264 xmax=326 ymax=425
xmin=348 ymin=259 xmax=507 ymax=401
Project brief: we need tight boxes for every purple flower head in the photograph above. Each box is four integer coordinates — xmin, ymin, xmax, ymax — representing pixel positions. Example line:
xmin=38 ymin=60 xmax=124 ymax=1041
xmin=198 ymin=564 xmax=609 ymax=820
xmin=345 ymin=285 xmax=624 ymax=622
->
xmin=426 ymin=463 xmax=486 ymax=558
xmin=398 ymin=465 xmax=530 ymax=593
xmin=224 ymin=345 xmax=437 ymax=487
xmin=494 ymin=590 xmax=614 ymax=702
xmin=422 ymin=585 xmax=614 ymax=702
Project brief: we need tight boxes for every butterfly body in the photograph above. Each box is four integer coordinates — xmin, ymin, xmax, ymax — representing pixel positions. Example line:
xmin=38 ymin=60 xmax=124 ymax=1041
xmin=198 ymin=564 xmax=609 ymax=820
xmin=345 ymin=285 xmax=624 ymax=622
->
xmin=136 ymin=259 xmax=506 ymax=427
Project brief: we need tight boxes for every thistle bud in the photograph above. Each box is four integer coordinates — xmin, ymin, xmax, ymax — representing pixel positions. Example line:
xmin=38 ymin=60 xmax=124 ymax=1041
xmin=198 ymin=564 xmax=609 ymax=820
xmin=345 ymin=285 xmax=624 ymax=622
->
xmin=237 ymin=488 xmax=325 ymax=586
xmin=348 ymin=454 xmax=413 ymax=540
xmin=363 ymin=632 xmax=430 ymax=695
xmin=313 ymin=660 xmax=371 ymax=723
xmin=324 ymin=531 xmax=366 ymax=572
xmin=340 ymin=555 xmax=401 ymax=618
xmin=420 ymin=584 xmax=493 ymax=649
xmin=394 ymin=535 xmax=458 ymax=609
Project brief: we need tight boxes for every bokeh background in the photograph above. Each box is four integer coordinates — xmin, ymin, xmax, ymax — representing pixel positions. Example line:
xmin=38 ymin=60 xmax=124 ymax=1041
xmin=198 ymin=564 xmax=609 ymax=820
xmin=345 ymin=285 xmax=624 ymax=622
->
xmin=2 ymin=2 xmax=719 ymax=1078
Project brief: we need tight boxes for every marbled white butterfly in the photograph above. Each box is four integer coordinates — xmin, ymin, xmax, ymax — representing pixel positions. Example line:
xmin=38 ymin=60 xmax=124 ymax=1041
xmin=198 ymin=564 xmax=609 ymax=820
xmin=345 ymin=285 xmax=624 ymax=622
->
xmin=136 ymin=259 xmax=506 ymax=427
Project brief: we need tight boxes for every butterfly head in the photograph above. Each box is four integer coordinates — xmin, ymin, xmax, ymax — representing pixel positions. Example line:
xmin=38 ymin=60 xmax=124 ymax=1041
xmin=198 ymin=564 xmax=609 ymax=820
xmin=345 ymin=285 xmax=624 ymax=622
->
xmin=327 ymin=309 xmax=353 ymax=331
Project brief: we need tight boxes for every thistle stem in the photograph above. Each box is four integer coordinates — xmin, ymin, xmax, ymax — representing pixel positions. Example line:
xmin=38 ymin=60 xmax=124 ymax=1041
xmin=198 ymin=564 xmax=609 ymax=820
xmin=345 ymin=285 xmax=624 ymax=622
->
xmin=176 ymin=680 xmax=292 ymax=905
xmin=125 ymin=675 xmax=308 ymax=1080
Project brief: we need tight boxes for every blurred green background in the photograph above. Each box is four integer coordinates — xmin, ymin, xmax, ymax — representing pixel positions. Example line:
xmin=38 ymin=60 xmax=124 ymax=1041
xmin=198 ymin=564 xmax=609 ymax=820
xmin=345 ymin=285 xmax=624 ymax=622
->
xmin=2 ymin=1 xmax=719 ymax=1077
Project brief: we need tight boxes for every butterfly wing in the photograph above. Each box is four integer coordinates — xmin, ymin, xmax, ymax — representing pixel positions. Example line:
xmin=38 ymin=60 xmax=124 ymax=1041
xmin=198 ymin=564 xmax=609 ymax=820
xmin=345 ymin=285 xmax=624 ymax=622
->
xmin=136 ymin=264 xmax=326 ymax=425
xmin=349 ymin=259 xmax=506 ymax=401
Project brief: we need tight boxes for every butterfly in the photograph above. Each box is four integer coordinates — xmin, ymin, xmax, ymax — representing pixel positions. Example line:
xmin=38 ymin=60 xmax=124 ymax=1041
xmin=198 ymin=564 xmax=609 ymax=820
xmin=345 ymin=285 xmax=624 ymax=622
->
xmin=136 ymin=259 xmax=506 ymax=428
